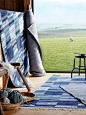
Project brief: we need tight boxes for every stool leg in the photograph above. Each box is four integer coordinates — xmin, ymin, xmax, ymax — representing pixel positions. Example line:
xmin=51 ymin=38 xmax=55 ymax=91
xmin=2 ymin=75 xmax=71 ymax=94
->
xmin=85 ymin=70 xmax=86 ymax=80
xmin=79 ymin=58 xmax=81 ymax=76
xmin=71 ymin=71 xmax=72 ymax=78
xmin=84 ymin=58 xmax=86 ymax=80
xmin=73 ymin=58 xmax=75 ymax=68
xmin=71 ymin=58 xmax=75 ymax=78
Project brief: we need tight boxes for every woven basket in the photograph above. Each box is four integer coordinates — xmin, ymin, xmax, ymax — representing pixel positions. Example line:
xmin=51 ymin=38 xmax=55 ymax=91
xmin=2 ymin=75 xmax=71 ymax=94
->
xmin=20 ymin=92 xmax=36 ymax=102
xmin=1 ymin=100 xmax=23 ymax=111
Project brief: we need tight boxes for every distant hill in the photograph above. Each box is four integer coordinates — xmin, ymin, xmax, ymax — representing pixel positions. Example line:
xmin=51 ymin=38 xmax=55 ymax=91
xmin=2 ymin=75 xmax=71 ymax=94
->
xmin=37 ymin=25 xmax=86 ymax=39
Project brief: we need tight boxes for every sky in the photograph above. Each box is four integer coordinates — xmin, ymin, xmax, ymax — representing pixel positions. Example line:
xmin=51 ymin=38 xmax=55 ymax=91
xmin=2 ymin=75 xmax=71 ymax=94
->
xmin=34 ymin=0 xmax=86 ymax=26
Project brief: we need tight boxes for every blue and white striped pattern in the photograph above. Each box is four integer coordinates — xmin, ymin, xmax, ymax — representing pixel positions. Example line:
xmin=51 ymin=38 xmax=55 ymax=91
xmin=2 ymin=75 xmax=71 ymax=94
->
xmin=0 ymin=9 xmax=30 ymax=87
xmin=21 ymin=75 xmax=86 ymax=109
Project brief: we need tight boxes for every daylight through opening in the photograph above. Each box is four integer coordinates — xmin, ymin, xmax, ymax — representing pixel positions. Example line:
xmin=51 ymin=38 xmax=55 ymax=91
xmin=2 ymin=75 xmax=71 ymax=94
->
xmin=34 ymin=0 xmax=86 ymax=71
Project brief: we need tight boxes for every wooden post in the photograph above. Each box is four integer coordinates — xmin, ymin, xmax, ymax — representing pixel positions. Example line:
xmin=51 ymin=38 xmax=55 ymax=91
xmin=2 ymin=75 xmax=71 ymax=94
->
xmin=28 ymin=0 xmax=31 ymax=10
xmin=24 ymin=0 xmax=32 ymax=12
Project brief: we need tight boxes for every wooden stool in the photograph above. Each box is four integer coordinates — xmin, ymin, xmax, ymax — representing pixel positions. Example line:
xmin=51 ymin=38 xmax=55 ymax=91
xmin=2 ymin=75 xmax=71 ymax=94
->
xmin=71 ymin=54 xmax=86 ymax=79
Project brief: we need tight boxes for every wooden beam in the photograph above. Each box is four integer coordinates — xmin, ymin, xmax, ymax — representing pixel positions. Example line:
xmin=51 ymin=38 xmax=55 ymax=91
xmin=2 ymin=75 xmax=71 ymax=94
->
xmin=13 ymin=0 xmax=17 ymax=11
xmin=8 ymin=0 xmax=14 ymax=11
xmin=0 ymin=0 xmax=33 ymax=12
xmin=4 ymin=0 xmax=8 ymax=10
xmin=0 ymin=0 xmax=5 ymax=9
xmin=16 ymin=0 xmax=20 ymax=11
xmin=19 ymin=0 xmax=24 ymax=12
xmin=24 ymin=0 xmax=27 ymax=12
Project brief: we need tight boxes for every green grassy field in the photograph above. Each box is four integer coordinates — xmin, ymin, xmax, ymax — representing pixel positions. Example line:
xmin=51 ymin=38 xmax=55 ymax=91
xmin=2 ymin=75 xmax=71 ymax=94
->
xmin=39 ymin=37 xmax=86 ymax=71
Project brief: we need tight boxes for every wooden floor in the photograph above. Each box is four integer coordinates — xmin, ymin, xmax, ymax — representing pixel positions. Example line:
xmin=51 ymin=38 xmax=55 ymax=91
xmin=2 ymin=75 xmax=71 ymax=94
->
xmin=12 ymin=73 xmax=63 ymax=93
xmin=2 ymin=73 xmax=86 ymax=115
xmin=28 ymin=73 xmax=61 ymax=93
xmin=0 ymin=73 xmax=70 ymax=92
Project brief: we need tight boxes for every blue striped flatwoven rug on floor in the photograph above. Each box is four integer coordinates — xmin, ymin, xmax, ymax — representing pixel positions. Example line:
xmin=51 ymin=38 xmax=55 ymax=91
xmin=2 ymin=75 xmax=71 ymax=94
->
xmin=20 ymin=75 xmax=86 ymax=109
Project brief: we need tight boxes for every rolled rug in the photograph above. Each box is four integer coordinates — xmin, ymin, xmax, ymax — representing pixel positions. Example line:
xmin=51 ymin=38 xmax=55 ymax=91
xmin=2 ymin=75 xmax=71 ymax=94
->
xmin=24 ymin=9 xmax=46 ymax=77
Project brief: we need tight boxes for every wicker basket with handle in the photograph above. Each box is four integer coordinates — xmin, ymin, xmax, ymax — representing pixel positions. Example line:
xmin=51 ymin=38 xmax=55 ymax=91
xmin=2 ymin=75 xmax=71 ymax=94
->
xmin=1 ymin=100 xmax=23 ymax=111
xmin=20 ymin=92 xmax=36 ymax=102
xmin=14 ymin=90 xmax=36 ymax=102
xmin=0 ymin=91 xmax=36 ymax=110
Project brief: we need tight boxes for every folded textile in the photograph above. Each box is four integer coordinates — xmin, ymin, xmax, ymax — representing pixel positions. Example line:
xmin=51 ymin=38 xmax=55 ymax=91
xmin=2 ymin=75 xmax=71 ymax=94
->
xmin=3 ymin=98 xmax=10 ymax=103
xmin=24 ymin=9 xmax=46 ymax=77
xmin=0 ymin=90 xmax=8 ymax=100
xmin=5 ymin=88 xmax=12 ymax=96
xmin=8 ymin=91 xmax=23 ymax=104
xmin=60 ymin=84 xmax=86 ymax=105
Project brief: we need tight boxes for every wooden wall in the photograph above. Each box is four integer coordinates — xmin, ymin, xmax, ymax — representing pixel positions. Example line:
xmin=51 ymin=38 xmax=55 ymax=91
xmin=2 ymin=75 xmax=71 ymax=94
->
xmin=0 ymin=0 xmax=33 ymax=12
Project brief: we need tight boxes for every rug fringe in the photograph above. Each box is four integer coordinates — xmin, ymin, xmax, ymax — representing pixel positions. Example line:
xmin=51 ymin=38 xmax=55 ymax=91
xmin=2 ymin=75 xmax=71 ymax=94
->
xmin=19 ymin=107 xmax=85 ymax=111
